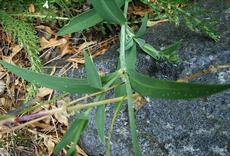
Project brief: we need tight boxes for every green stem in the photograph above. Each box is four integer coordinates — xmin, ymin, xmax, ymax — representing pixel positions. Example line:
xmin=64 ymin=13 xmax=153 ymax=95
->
xmin=68 ymin=71 xmax=121 ymax=113
xmin=9 ymin=13 xmax=69 ymax=20
xmin=67 ymin=95 xmax=128 ymax=112
xmin=119 ymin=0 xmax=141 ymax=155
xmin=119 ymin=0 xmax=129 ymax=71
xmin=67 ymin=83 xmax=122 ymax=107
xmin=106 ymin=98 xmax=125 ymax=156
xmin=119 ymin=25 xmax=127 ymax=70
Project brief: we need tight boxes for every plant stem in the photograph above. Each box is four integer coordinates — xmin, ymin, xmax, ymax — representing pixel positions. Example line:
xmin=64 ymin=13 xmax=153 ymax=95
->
xmin=119 ymin=25 xmax=126 ymax=71
xmin=0 ymin=115 xmax=49 ymax=134
xmin=119 ymin=0 xmax=129 ymax=71
xmin=9 ymin=13 xmax=69 ymax=20
xmin=67 ymin=83 xmax=122 ymax=107
xmin=67 ymin=95 xmax=134 ymax=112
xmin=119 ymin=0 xmax=141 ymax=155
xmin=106 ymin=98 xmax=125 ymax=156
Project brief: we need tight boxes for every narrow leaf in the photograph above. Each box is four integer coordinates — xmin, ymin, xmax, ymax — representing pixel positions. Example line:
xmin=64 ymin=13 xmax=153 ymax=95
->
xmin=160 ymin=42 xmax=181 ymax=55
xmin=84 ymin=51 xmax=102 ymax=89
xmin=95 ymin=95 xmax=106 ymax=143
xmin=125 ymin=76 xmax=142 ymax=156
xmin=129 ymin=70 xmax=230 ymax=99
xmin=102 ymin=71 xmax=119 ymax=84
xmin=126 ymin=44 xmax=137 ymax=70
xmin=160 ymin=42 xmax=181 ymax=63
xmin=91 ymin=0 xmax=126 ymax=24
xmin=135 ymin=38 xmax=160 ymax=60
xmin=57 ymin=9 xmax=103 ymax=36
xmin=135 ymin=14 xmax=148 ymax=37
xmin=114 ymin=79 xmax=126 ymax=108
xmin=0 ymin=61 xmax=99 ymax=93
xmin=125 ymin=37 xmax=134 ymax=50
xmin=66 ymin=118 xmax=88 ymax=156
xmin=57 ymin=0 xmax=125 ymax=35
xmin=53 ymin=111 xmax=89 ymax=154
xmin=115 ymin=82 xmax=126 ymax=99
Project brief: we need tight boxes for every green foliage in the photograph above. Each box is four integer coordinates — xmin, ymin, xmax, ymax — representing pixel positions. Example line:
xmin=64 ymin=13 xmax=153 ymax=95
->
xmin=58 ymin=0 xmax=125 ymax=35
xmin=135 ymin=14 xmax=148 ymax=37
xmin=91 ymin=0 xmax=126 ymax=24
xmin=95 ymin=95 xmax=106 ymax=143
xmin=129 ymin=70 xmax=230 ymax=99
xmin=53 ymin=110 xmax=90 ymax=154
xmin=58 ymin=10 xmax=103 ymax=35
xmin=0 ymin=12 xmax=42 ymax=100
xmin=0 ymin=12 xmax=41 ymax=72
xmin=135 ymin=38 xmax=161 ymax=60
xmin=0 ymin=0 xmax=87 ymax=20
xmin=0 ymin=0 xmax=227 ymax=155
xmin=84 ymin=50 xmax=103 ymax=89
xmin=0 ymin=61 xmax=99 ymax=94
xmin=160 ymin=41 xmax=181 ymax=63
xmin=84 ymin=50 xmax=106 ymax=142
xmin=140 ymin=0 xmax=220 ymax=41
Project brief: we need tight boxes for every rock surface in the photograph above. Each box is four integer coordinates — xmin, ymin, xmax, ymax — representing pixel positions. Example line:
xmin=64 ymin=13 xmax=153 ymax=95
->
xmin=69 ymin=0 xmax=230 ymax=155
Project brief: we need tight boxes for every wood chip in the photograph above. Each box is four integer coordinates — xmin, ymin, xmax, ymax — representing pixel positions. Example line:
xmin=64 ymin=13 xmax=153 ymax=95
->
xmin=36 ymin=88 xmax=53 ymax=98
xmin=0 ymin=80 xmax=5 ymax=95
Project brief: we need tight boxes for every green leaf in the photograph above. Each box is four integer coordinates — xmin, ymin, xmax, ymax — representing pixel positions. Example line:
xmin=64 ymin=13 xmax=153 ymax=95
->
xmin=134 ymin=38 xmax=160 ymax=60
xmin=126 ymin=44 xmax=137 ymax=70
xmin=135 ymin=14 xmax=148 ymax=37
xmin=114 ymin=80 xmax=126 ymax=109
xmin=84 ymin=51 xmax=102 ymax=89
xmin=95 ymin=95 xmax=106 ymax=143
xmin=160 ymin=42 xmax=181 ymax=63
xmin=91 ymin=0 xmax=126 ymax=24
xmin=57 ymin=9 xmax=103 ymax=36
xmin=102 ymin=71 xmax=119 ymax=84
xmin=116 ymin=35 xmax=134 ymax=52
xmin=160 ymin=42 xmax=181 ymax=55
xmin=66 ymin=145 xmax=76 ymax=156
xmin=66 ymin=113 xmax=91 ymax=156
xmin=67 ymin=118 xmax=88 ymax=153
xmin=95 ymin=73 xmax=120 ymax=143
xmin=115 ymin=82 xmax=126 ymax=98
xmin=57 ymin=0 xmax=125 ymax=35
xmin=125 ymin=75 xmax=141 ymax=156
xmin=0 ymin=61 xmax=99 ymax=93
xmin=129 ymin=70 xmax=230 ymax=99
xmin=125 ymin=36 xmax=134 ymax=50
xmin=53 ymin=111 xmax=89 ymax=154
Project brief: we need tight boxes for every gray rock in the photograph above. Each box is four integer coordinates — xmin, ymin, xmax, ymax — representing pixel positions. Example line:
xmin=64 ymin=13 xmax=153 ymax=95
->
xmin=68 ymin=0 xmax=230 ymax=155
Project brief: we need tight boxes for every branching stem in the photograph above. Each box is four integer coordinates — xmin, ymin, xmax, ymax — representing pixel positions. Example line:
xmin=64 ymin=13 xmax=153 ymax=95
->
xmin=119 ymin=1 xmax=141 ymax=155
